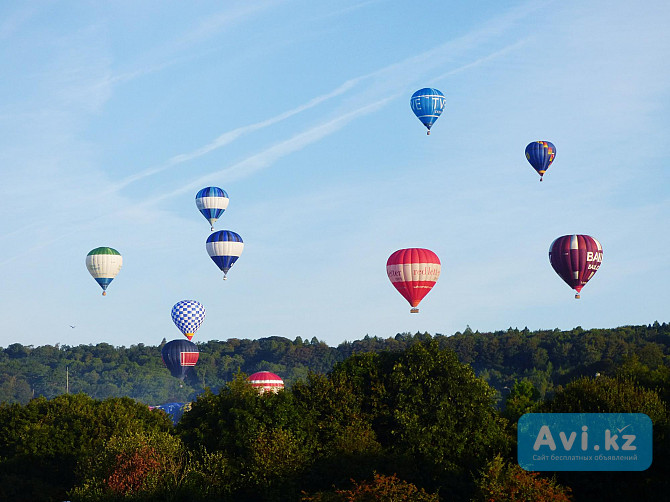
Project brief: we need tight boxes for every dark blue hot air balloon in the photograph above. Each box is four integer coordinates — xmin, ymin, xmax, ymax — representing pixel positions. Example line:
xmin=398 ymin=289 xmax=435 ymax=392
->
xmin=161 ymin=339 xmax=199 ymax=379
xmin=206 ymin=230 xmax=244 ymax=279
xmin=410 ymin=88 xmax=446 ymax=135
xmin=196 ymin=187 xmax=229 ymax=231
xmin=525 ymin=141 xmax=556 ymax=181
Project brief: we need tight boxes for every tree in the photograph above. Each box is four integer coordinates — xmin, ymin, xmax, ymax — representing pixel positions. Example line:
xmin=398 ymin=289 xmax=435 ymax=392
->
xmin=502 ymin=379 xmax=541 ymax=422
xmin=471 ymin=455 xmax=572 ymax=502
xmin=69 ymin=430 xmax=230 ymax=502
xmin=0 ymin=393 xmax=172 ymax=501
xmin=301 ymin=473 xmax=440 ymax=501
xmin=542 ymin=376 xmax=670 ymax=501
xmin=320 ymin=340 xmax=512 ymax=498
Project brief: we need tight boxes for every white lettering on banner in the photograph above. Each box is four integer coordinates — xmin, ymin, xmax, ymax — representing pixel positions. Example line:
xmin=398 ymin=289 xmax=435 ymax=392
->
xmin=533 ymin=425 xmax=556 ymax=451
xmin=533 ymin=425 xmax=637 ymax=453
xmin=622 ymin=435 xmax=637 ymax=450
xmin=605 ymin=430 xmax=619 ymax=450
xmin=594 ymin=454 xmax=637 ymax=461
xmin=559 ymin=431 xmax=577 ymax=450
xmin=586 ymin=252 xmax=603 ymax=262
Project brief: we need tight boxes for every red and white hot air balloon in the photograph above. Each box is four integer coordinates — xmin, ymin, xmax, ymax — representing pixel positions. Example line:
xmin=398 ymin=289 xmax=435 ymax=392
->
xmin=386 ymin=248 xmax=441 ymax=313
xmin=549 ymin=234 xmax=603 ymax=299
xmin=247 ymin=371 xmax=284 ymax=393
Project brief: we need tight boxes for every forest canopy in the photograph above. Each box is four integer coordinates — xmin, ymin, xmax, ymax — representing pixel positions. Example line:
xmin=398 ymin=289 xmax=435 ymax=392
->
xmin=1 ymin=322 xmax=668 ymax=406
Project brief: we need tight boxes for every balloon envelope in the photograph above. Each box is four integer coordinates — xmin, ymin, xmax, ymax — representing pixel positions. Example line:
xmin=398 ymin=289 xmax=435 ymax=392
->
xmin=549 ymin=234 xmax=603 ymax=298
xmin=248 ymin=371 xmax=284 ymax=393
xmin=525 ymin=141 xmax=556 ymax=180
xmin=161 ymin=339 xmax=199 ymax=379
xmin=86 ymin=247 xmax=122 ymax=296
xmin=196 ymin=187 xmax=229 ymax=231
xmin=387 ymin=248 xmax=441 ymax=313
xmin=206 ymin=230 xmax=244 ymax=279
xmin=410 ymin=88 xmax=446 ymax=134
xmin=171 ymin=300 xmax=206 ymax=340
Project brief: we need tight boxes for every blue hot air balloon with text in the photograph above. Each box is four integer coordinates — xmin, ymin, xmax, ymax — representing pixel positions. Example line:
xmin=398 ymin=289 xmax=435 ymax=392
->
xmin=410 ymin=88 xmax=446 ymax=135
xmin=525 ymin=141 xmax=556 ymax=181
xmin=206 ymin=230 xmax=244 ymax=279
xmin=196 ymin=187 xmax=229 ymax=231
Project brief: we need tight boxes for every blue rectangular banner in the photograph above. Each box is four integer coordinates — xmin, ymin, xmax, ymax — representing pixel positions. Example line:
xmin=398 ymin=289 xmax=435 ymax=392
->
xmin=518 ymin=413 xmax=652 ymax=471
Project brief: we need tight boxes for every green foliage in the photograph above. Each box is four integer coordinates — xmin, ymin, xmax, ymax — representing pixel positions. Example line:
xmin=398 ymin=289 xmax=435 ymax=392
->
xmin=70 ymin=430 xmax=232 ymax=502
xmin=471 ymin=455 xmax=572 ymax=502
xmin=382 ymin=341 xmax=510 ymax=497
xmin=176 ymin=342 xmax=512 ymax=500
xmin=542 ymin=376 xmax=670 ymax=501
xmin=0 ymin=393 xmax=171 ymax=502
xmin=0 ymin=324 xmax=669 ymax=500
xmin=543 ymin=375 xmax=667 ymax=420
xmin=2 ymin=323 xmax=669 ymax=406
xmin=502 ymin=379 xmax=542 ymax=422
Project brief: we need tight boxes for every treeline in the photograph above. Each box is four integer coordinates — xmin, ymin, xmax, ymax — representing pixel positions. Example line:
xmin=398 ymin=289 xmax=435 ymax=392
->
xmin=1 ymin=339 xmax=668 ymax=501
xmin=1 ymin=322 xmax=669 ymax=405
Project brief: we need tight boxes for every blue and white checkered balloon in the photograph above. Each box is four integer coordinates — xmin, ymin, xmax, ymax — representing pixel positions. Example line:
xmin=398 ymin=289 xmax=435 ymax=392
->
xmin=171 ymin=300 xmax=206 ymax=340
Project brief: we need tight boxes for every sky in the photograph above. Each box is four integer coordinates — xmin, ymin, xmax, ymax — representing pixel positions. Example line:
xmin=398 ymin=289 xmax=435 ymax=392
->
xmin=0 ymin=0 xmax=668 ymax=349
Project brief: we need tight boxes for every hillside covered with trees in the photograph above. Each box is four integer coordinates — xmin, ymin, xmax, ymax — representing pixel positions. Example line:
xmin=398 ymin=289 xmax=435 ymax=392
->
xmin=0 ymin=333 xmax=669 ymax=501
xmin=1 ymin=323 xmax=668 ymax=406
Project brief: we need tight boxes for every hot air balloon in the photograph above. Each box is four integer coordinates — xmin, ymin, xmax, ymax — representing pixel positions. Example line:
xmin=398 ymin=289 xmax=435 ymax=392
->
xmin=248 ymin=371 xmax=284 ymax=393
xmin=549 ymin=234 xmax=603 ymax=299
xmin=196 ymin=187 xmax=229 ymax=231
xmin=161 ymin=339 xmax=199 ymax=379
xmin=171 ymin=300 xmax=206 ymax=341
xmin=206 ymin=230 xmax=244 ymax=279
xmin=149 ymin=402 xmax=192 ymax=425
xmin=86 ymin=247 xmax=122 ymax=296
xmin=387 ymin=248 xmax=441 ymax=313
xmin=525 ymin=141 xmax=556 ymax=181
xmin=410 ymin=88 xmax=446 ymax=135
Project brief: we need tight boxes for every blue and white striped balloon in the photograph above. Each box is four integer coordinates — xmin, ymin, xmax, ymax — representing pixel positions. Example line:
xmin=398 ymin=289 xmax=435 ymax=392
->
xmin=171 ymin=300 xmax=206 ymax=340
xmin=196 ymin=187 xmax=229 ymax=231
xmin=206 ymin=230 xmax=243 ymax=279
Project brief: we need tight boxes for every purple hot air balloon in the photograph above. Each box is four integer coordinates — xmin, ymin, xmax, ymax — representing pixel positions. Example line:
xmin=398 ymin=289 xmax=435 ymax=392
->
xmin=549 ymin=234 xmax=603 ymax=299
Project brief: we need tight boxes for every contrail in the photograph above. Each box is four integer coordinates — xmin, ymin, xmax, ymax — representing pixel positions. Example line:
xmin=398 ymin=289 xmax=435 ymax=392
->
xmin=103 ymin=77 xmax=364 ymax=195
xmin=123 ymin=95 xmax=397 ymax=210
xmin=105 ymin=2 xmax=545 ymax=197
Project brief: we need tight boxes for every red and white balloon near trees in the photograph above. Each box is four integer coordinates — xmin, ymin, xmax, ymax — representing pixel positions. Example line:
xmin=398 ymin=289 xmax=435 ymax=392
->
xmin=387 ymin=248 xmax=441 ymax=313
xmin=549 ymin=234 xmax=603 ymax=299
xmin=247 ymin=371 xmax=284 ymax=393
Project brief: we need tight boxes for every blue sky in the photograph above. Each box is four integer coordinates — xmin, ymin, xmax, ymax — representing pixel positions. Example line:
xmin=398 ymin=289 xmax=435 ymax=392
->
xmin=0 ymin=0 xmax=668 ymax=349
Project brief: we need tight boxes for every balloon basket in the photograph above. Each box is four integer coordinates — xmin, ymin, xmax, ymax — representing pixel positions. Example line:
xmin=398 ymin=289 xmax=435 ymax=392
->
xmin=410 ymin=308 xmax=419 ymax=313
xmin=574 ymin=293 xmax=580 ymax=299
xmin=102 ymin=291 xmax=106 ymax=296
